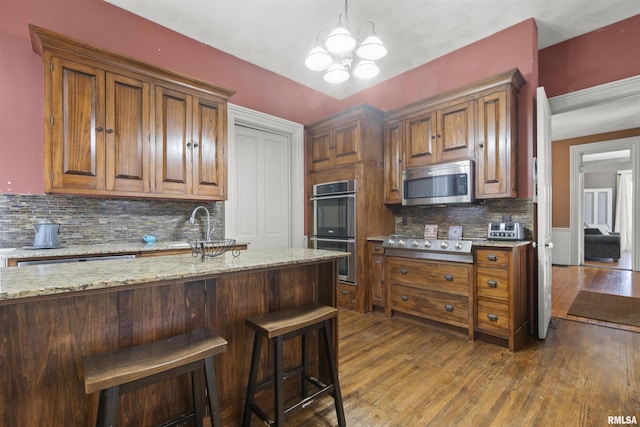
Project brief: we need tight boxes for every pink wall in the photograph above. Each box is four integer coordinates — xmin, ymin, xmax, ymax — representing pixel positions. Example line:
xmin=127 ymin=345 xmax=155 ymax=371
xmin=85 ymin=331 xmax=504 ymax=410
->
xmin=539 ymin=14 xmax=640 ymax=97
xmin=1 ymin=0 xmax=537 ymax=196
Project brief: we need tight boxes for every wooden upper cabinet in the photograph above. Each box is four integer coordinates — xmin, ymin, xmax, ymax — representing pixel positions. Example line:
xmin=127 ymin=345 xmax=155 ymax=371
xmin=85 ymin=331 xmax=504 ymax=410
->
xmin=384 ymin=119 xmax=403 ymax=204
xmin=49 ymin=57 xmax=106 ymax=192
xmin=476 ymin=85 xmax=520 ymax=199
xmin=438 ymin=100 xmax=475 ymax=163
xmin=105 ymin=73 xmax=151 ymax=193
xmin=403 ymin=110 xmax=436 ymax=168
xmin=31 ymin=25 xmax=234 ymax=201
xmin=308 ymin=118 xmax=362 ymax=172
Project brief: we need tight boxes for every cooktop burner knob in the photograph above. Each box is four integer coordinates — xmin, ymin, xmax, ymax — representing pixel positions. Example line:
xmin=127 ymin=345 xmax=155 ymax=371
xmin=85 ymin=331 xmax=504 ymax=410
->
xmin=412 ymin=240 xmax=421 ymax=248
xmin=440 ymin=241 xmax=449 ymax=249
xmin=398 ymin=239 xmax=406 ymax=247
xmin=424 ymin=240 xmax=432 ymax=248
xmin=455 ymin=242 xmax=464 ymax=249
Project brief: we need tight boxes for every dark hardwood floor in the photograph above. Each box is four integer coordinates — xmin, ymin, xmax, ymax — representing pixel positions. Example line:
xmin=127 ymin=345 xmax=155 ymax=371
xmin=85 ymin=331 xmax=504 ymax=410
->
xmin=277 ymin=309 xmax=640 ymax=427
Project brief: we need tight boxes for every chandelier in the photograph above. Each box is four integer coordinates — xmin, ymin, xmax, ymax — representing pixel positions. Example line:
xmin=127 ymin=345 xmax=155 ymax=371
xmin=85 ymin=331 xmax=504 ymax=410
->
xmin=304 ymin=0 xmax=387 ymax=84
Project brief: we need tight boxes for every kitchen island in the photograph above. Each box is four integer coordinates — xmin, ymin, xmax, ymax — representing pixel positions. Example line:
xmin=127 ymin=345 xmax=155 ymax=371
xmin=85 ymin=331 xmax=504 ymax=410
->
xmin=0 ymin=248 xmax=344 ymax=426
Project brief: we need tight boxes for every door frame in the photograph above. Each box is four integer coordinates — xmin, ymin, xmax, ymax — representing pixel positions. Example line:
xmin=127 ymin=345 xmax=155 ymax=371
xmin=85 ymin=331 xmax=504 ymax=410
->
xmin=226 ymin=104 xmax=306 ymax=247
xmin=548 ymin=75 xmax=640 ymax=271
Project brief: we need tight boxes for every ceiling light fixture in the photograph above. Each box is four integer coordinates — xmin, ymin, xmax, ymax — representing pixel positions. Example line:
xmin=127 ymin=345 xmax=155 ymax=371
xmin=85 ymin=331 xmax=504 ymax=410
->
xmin=304 ymin=0 xmax=387 ymax=84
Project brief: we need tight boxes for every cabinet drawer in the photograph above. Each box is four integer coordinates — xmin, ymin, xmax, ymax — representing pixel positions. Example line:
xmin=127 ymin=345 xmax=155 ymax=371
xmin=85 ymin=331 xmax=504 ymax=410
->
xmin=476 ymin=267 xmax=509 ymax=300
xmin=475 ymin=248 xmax=510 ymax=269
xmin=477 ymin=299 xmax=509 ymax=335
xmin=387 ymin=257 xmax=470 ymax=296
xmin=337 ymin=282 xmax=356 ymax=311
xmin=368 ymin=241 xmax=385 ymax=255
xmin=391 ymin=285 xmax=468 ymax=327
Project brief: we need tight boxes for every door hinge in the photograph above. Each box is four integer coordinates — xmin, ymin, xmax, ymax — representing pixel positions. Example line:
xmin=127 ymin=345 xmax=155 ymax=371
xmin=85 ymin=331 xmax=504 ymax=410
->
xmin=51 ymin=172 xmax=54 ymax=182
xmin=50 ymin=60 xmax=53 ymax=72
xmin=50 ymin=116 xmax=54 ymax=126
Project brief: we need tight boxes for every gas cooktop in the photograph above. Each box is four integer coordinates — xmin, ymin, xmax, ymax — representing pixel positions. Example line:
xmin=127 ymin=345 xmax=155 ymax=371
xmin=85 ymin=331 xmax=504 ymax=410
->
xmin=382 ymin=234 xmax=475 ymax=262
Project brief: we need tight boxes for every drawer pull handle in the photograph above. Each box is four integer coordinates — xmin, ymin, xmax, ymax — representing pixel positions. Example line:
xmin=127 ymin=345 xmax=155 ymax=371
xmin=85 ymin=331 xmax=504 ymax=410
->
xmin=487 ymin=280 xmax=498 ymax=288
xmin=487 ymin=254 xmax=498 ymax=261
xmin=444 ymin=274 xmax=454 ymax=281
xmin=487 ymin=314 xmax=499 ymax=322
xmin=444 ymin=304 xmax=454 ymax=312
xmin=341 ymin=290 xmax=349 ymax=295
xmin=401 ymin=295 xmax=409 ymax=301
xmin=374 ymin=245 xmax=381 ymax=251
xmin=400 ymin=269 xmax=409 ymax=275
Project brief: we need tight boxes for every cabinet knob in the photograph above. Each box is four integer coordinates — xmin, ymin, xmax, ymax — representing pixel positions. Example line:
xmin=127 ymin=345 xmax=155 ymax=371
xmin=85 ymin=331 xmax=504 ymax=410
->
xmin=444 ymin=304 xmax=454 ymax=312
xmin=479 ymin=143 xmax=484 ymax=148
xmin=96 ymin=127 xmax=104 ymax=132
xmin=431 ymin=135 xmax=436 ymax=140
xmin=400 ymin=269 xmax=409 ymax=275
xmin=487 ymin=314 xmax=499 ymax=322
xmin=374 ymin=245 xmax=381 ymax=251
xmin=437 ymin=134 xmax=442 ymax=138
xmin=186 ymin=142 xmax=192 ymax=147
xmin=400 ymin=295 xmax=409 ymax=301
xmin=193 ymin=142 xmax=199 ymax=148
xmin=106 ymin=128 xmax=114 ymax=134
xmin=444 ymin=274 xmax=454 ymax=281
xmin=487 ymin=280 xmax=498 ymax=288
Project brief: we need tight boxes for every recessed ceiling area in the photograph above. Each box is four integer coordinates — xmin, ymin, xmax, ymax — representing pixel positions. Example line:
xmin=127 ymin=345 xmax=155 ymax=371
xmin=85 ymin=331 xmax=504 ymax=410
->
xmin=104 ymin=0 xmax=640 ymax=100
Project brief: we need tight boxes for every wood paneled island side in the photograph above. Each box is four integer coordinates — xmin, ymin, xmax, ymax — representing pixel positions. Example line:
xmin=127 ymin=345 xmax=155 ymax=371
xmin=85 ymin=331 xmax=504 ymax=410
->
xmin=0 ymin=248 xmax=344 ymax=426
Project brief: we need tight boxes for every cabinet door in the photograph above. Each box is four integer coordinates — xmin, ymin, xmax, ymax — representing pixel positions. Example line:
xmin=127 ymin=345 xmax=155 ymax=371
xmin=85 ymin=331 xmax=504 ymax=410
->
xmin=154 ymin=86 xmax=193 ymax=195
xmin=370 ymin=249 xmax=385 ymax=308
xmin=404 ymin=110 xmax=436 ymax=168
xmin=437 ymin=100 xmax=475 ymax=163
xmin=476 ymin=91 xmax=514 ymax=198
xmin=105 ymin=73 xmax=150 ymax=193
xmin=308 ymin=128 xmax=333 ymax=172
xmin=191 ymin=96 xmax=226 ymax=198
xmin=50 ymin=57 xmax=105 ymax=191
xmin=333 ymin=119 xmax=361 ymax=167
xmin=384 ymin=119 xmax=403 ymax=204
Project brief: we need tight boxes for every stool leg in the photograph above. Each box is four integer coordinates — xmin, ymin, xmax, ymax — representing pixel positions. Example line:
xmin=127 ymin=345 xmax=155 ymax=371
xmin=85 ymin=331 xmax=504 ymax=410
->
xmin=192 ymin=367 xmax=206 ymax=427
xmin=242 ymin=332 xmax=262 ymax=427
xmin=274 ymin=335 xmax=284 ymax=427
xmin=301 ymin=332 xmax=308 ymax=399
xmin=204 ymin=357 xmax=223 ymax=427
xmin=323 ymin=319 xmax=346 ymax=427
xmin=96 ymin=385 xmax=119 ymax=427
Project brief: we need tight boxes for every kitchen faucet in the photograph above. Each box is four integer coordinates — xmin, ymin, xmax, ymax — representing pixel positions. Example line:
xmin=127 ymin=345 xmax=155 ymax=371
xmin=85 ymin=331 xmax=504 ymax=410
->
xmin=189 ymin=205 xmax=213 ymax=241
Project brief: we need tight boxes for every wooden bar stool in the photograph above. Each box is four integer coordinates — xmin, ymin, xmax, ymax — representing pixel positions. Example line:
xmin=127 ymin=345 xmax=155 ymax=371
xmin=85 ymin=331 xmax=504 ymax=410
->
xmin=83 ymin=328 xmax=227 ymax=427
xmin=242 ymin=302 xmax=346 ymax=427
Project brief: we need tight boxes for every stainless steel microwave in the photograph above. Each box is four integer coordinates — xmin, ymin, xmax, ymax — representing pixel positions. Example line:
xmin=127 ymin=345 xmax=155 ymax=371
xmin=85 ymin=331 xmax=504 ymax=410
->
xmin=402 ymin=160 xmax=474 ymax=206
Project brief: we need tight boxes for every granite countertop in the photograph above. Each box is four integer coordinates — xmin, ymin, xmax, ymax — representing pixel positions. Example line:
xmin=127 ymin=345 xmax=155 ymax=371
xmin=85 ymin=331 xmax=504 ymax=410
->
xmin=0 ymin=248 xmax=345 ymax=303
xmin=0 ymin=240 xmax=249 ymax=262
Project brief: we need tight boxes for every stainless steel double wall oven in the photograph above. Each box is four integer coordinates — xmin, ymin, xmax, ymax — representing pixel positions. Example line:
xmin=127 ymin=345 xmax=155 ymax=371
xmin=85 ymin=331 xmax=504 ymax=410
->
xmin=311 ymin=180 xmax=357 ymax=283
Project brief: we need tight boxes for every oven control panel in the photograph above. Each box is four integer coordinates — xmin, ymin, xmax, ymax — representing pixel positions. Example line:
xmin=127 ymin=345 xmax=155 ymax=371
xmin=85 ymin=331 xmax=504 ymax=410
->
xmin=487 ymin=222 xmax=525 ymax=240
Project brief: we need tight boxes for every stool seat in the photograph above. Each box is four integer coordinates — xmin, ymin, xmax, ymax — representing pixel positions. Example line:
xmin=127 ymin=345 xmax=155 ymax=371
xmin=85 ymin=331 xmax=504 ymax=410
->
xmin=245 ymin=302 xmax=338 ymax=339
xmin=243 ymin=302 xmax=345 ymax=427
xmin=84 ymin=328 xmax=227 ymax=427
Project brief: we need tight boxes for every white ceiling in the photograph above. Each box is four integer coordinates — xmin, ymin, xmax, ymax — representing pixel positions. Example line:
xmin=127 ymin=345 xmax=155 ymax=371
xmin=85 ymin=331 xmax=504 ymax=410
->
xmin=105 ymin=0 xmax=640 ymax=138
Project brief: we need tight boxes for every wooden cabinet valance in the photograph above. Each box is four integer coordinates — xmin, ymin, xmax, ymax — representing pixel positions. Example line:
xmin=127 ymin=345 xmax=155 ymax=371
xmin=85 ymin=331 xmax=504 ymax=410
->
xmin=383 ymin=69 xmax=525 ymax=203
xmin=30 ymin=25 xmax=235 ymax=201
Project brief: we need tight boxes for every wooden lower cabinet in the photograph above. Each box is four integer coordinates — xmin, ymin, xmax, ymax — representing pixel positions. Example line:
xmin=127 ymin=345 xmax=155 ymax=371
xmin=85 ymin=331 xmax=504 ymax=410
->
xmin=368 ymin=241 xmax=385 ymax=309
xmin=474 ymin=245 xmax=529 ymax=352
xmin=385 ymin=256 xmax=473 ymax=338
xmin=337 ymin=282 xmax=357 ymax=311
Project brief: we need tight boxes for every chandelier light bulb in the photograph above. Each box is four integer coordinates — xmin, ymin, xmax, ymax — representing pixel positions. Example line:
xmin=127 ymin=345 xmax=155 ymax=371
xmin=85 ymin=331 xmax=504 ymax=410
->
xmin=324 ymin=62 xmax=350 ymax=84
xmin=355 ymin=34 xmax=387 ymax=61
xmin=352 ymin=60 xmax=380 ymax=80
xmin=305 ymin=46 xmax=333 ymax=71
xmin=325 ymin=23 xmax=356 ymax=56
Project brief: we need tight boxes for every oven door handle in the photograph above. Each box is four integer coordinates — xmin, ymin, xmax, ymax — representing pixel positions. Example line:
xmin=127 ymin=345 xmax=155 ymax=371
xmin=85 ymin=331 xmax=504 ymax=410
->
xmin=311 ymin=194 xmax=356 ymax=201
xmin=311 ymin=238 xmax=356 ymax=243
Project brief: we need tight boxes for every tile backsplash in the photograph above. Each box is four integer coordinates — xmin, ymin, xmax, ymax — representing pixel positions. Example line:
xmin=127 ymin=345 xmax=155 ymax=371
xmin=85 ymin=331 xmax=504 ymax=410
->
xmin=0 ymin=194 xmax=224 ymax=248
xmin=392 ymin=198 xmax=534 ymax=240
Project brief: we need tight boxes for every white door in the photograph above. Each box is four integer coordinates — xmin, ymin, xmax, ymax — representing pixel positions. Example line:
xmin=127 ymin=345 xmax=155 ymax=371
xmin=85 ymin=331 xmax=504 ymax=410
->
xmin=234 ymin=125 xmax=290 ymax=248
xmin=536 ymin=87 xmax=553 ymax=339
